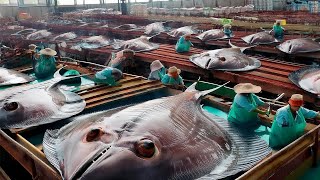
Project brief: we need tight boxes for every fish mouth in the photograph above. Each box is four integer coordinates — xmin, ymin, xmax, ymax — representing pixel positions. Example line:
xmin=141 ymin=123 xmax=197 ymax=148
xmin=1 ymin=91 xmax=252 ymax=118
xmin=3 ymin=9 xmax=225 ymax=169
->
xmin=70 ymin=145 xmax=111 ymax=180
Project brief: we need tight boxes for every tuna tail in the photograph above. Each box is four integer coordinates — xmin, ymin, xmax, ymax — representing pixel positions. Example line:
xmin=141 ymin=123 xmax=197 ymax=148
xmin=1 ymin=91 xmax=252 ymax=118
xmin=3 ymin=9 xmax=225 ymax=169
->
xmin=198 ymin=113 xmax=272 ymax=179
xmin=186 ymin=81 xmax=230 ymax=99
xmin=229 ymin=40 xmax=256 ymax=53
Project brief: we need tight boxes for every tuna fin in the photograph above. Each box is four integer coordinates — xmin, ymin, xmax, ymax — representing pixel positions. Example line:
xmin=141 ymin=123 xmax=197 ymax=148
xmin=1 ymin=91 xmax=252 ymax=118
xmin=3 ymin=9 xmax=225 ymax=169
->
xmin=199 ymin=112 xmax=272 ymax=179
xmin=53 ymin=66 xmax=67 ymax=79
xmin=186 ymin=81 xmax=230 ymax=99
xmin=49 ymin=73 xmax=91 ymax=88
xmin=229 ymin=40 xmax=256 ymax=53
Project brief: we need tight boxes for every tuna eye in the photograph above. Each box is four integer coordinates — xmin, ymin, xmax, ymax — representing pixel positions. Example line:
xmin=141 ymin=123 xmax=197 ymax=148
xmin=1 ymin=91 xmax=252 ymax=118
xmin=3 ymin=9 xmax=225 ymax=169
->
xmin=136 ymin=139 xmax=155 ymax=158
xmin=3 ymin=102 xmax=18 ymax=111
xmin=218 ymin=57 xmax=226 ymax=62
xmin=86 ymin=128 xmax=103 ymax=142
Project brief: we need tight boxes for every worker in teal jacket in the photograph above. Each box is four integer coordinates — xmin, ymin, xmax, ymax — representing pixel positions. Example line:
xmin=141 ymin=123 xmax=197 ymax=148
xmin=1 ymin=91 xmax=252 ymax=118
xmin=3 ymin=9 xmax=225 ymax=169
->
xmin=33 ymin=48 xmax=57 ymax=79
xmin=175 ymin=34 xmax=193 ymax=53
xmin=269 ymin=94 xmax=320 ymax=149
xmin=94 ymin=67 xmax=123 ymax=86
xmin=223 ymin=24 xmax=233 ymax=38
xmin=148 ymin=60 xmax=166 ymax=81
xmin=161 ymin=66 xmax=184 ymax=90
xmin=228 ymin=83 xmax=267 ymax=126
xmin=269 ymin=20 xmax=285 ymax=41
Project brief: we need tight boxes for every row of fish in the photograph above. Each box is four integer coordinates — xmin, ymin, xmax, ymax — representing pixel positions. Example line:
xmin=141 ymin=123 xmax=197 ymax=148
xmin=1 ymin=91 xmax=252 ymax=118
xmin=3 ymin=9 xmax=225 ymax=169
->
xmin=13 ymin=25 xmax=320 ymax=55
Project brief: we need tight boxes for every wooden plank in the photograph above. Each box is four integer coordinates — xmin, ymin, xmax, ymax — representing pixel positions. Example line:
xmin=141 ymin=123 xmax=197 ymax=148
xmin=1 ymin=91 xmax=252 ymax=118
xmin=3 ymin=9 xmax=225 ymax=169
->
xmin=0 ymin=166 xmax=10 ymax=180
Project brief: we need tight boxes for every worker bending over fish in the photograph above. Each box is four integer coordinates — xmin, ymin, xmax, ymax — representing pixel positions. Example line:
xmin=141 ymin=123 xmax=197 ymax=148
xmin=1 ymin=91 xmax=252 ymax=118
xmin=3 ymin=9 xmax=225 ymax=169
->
xmin=148 ymin=60 xmax=166 ymax=81
xmin=223 ymin=24 xmax=233 ymax=38
xmin=33 ymin=48 xmax=57 ymax=79
xmin=175 ymin=34 xmax=193 ymax=53
xmin=161 ymin=66 xmax=185 ymax=90
xmin=228 ymin=83 xmax=267 ymax=126
xmin=269 ymin=94 xmax=320 ymax=149
xmin=108 ymin=49 xmax=135 ymax=71
xmin=94 ymin=67 xmax=123 ymax=86
xmin=269 ymin=20 xmax=285 ymax=41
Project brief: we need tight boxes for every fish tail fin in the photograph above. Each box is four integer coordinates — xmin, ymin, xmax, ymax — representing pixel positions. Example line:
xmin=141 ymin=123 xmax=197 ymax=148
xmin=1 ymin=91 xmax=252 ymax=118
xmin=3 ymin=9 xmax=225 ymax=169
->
xmin=186 ymin=80 xmax=230 ymax=99
xmin=229 ymin=40 xmax=256 ymax=52
xmin=185 ymin=77 xmax=201 ymax=92
xmin=200 ymin=114 xmax=272 ymax=179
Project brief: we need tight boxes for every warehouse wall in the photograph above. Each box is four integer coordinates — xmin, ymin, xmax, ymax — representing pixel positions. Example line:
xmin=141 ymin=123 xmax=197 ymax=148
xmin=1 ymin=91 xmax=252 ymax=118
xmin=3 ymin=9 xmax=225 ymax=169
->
xmin=0 ymin=0 xmax=251 ymax=18
xmin=0 ymin=6 xmax=49 ymax=18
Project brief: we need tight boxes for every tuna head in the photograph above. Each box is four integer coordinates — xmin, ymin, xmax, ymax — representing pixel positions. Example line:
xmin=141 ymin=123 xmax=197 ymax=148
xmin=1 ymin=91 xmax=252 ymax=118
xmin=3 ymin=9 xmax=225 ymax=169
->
xmin=0 ymin=77 xmax=85 ymax=128
xmin=44 ymin=84 xmax=236 ymax=180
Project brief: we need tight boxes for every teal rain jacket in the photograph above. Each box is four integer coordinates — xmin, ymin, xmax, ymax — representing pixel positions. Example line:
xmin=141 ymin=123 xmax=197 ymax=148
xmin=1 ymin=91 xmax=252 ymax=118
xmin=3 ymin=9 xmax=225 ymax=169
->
xmin=33 ymin=55 xmax=56 ymax=79
xmin=175 ymin=36 xmax=192 ymax=53
xmin=228 ymin=93 xmax=265 ymax=125
xmin=161 ymin=74 xmax=184 ymax=86
xmin=94 ymin=67 xmax=117 ymax=86
xmin=269 ymin=105 xmax=318 ymax=149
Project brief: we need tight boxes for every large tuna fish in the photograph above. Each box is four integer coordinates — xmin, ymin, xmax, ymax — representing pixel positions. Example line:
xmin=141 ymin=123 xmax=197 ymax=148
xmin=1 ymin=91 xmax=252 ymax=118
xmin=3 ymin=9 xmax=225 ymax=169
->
xmin=196 ymin=29 xmax=233 ymax=41
xmin=0 ymin=75 xmax=86 ymax=128
xmin=71 ymin=36 xmax=114 ymax=51
xmin=0 ymin=67 xmax=34 ymax=86
xmin=52 ymin=32 xmax=77 ymax=41
xmin=144 ymin=22 xmax=166 ymax=35
xmin=26 ymin=30 xmax=52 ymax=40
xmin=289 ymin=65 xmax=320 ymax=95
xmin=43 ymin=82 xmax=271 ymax=180
xmin=190 ymin=43 xmax=260 ymax=71
xmin=167 ymin=26 xmax=198 ymax=38
xmin=11 ymin=28 xmax=37 ymax=36
xmin=113 ymin=24 xmax=139 ymax=30
xmin=242 ymin=32 xmax=278 ymax=45
xmin=277 ymin=38 xmax=320 ymax=54
xmin=112 ymin=36 xmax=159 ymax=52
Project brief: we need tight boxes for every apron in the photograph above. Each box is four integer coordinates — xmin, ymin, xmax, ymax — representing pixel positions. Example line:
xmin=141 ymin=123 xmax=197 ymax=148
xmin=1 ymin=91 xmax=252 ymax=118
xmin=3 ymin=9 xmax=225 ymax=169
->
xmin=269 ymin=106 xmax=306 ymax=149
xmin=175 ymin=37 xmax=192 ymax=53
xmin=228 ymin=94 xmax=259 ymax=125
xmin=33 ymin=55 xmax=56 ymax=79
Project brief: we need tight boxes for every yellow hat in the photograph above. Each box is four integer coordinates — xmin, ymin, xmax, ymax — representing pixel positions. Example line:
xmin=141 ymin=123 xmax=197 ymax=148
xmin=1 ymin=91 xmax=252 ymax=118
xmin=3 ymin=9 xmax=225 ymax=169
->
xmin=234 ymin=83 xmax=261 ymax=94
xmin=29 ymin=44 xmax=37 ymax=50
xmin=39 ymin=48 xmax=57 ymax=56
xmin=223 ymin=24 xmax=232 ymax=28
xmin=168 ymin=66 xmax=181 ymax=75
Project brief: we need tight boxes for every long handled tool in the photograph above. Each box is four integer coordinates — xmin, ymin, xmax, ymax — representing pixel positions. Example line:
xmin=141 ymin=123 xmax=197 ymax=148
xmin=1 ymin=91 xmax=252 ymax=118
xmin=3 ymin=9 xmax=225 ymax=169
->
xmin=266 ymin=93 xmax=285 ymax=117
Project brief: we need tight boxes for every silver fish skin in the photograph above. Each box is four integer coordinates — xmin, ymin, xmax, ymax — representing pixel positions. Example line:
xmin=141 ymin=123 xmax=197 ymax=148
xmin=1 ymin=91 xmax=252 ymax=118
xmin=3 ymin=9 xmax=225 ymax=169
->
xmin=144 ymin=22 xmax=166 ymax=35
xmin=289 ymin=65 xmax=320 ymax=95
xmin=113 ymin=24 xmax=138 ymax=30
xmin=190 ymin=48 xmax=261 ymax=71
xmin=277 ymin=38 xmax=320 ymax=54
xmin=242 ymin=32 xmax=278 ymax=45
xmin=26 ymin=30 xmax=52 ymax=40
xmin=167 ymin=26 xmax=198 ymax=37
xmin=196 ymin=29 xmax=226 ymax=41
xmin=0 ymin=76 xmax=85 ymax=129
xmin=0 ymin=67 xmax=34 ymax=86
xmin=43 ymin=83 xmax=271 ymax=180
xmin=52 ymin=32 xmax=77 ymax=41
xmin=112 ymin=36 xmax=159 ymax=52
